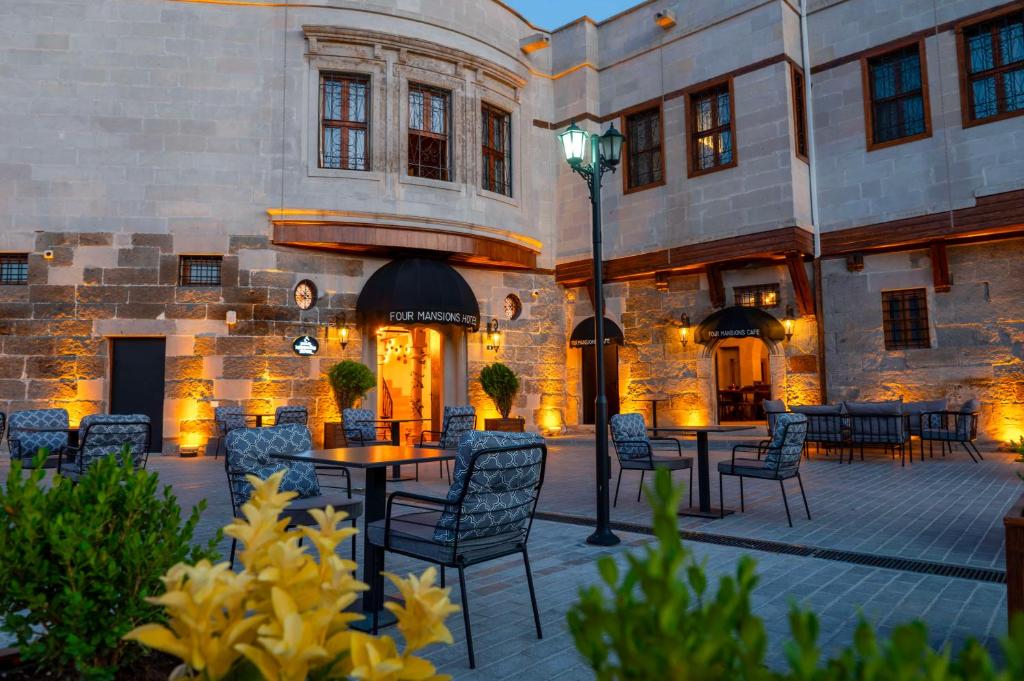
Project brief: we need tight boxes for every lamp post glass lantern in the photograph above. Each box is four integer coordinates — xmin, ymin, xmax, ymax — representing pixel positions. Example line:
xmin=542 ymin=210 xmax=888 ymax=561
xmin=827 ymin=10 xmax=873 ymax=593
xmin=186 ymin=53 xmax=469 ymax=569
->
xmin=558 ymin=121 xmax=623 ymax=547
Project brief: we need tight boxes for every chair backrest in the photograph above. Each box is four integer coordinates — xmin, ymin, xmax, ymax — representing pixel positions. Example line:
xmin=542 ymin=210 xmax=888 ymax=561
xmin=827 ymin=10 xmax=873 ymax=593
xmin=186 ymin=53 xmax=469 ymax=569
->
xmin=8 ymin=408 xmax=69 ymax=461
xmin=433 ymin=431 xmax=547 ymax=546
xmin=440 ymin=405 xmax=476 ymax=449
xmin=803 ymin=412 xmax=846 ymax=444
xmin=225 ymin=424 xmax=319 ymax=511
xmin=274 ymin=405 xmax=308 ymax=426
xmin=845 ymin=401 xmax=906 ymax=444
xmin=762 ymin=399 xmax=787 ymax=436
xmin=957 ymin=399 xmax=980 ymax=440
xmin=342 ymin=408 xmax=377 ymax=444
xmin=903 ymin=399 xmax=948 ymax=434
xmin=215 ymin=406 xmax=247 ymax=433
xmin=609 ymin=413 xmax=650 ymax=461
xmin=763 ymin=413 xmax=808 ymax=473
xmin=76 ymin=414 xmax=151 ymax=471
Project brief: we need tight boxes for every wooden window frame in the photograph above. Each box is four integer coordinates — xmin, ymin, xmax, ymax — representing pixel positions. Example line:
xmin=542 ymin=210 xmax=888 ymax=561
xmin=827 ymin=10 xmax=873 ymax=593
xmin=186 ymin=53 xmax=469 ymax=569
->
xmin=178 ymin=255 xmax=223 ymax=287
xmin=0 ymin=253 xmax=29 ymax=286
xmin=318 ymin=72 xmax=370 ymax=171
xmin=481 ymin=103 xmax=512 ymax=197
xmin=956 ymin=5 xmax=1024 ymax=129
xmin=734 ymin=283 xmax=780 ymax=309
xmin=860 ymin=37 xmax=932 ymax=152
xmin=881 ymin=288 xmax=931 ymax=350
xmin=621 ymin=102 xmax=666 ymax=194
xmin=407 ymin=83 xmax=452 ymax=182
xmin=685 ymin=77 xmax=738 ymax=178
xmin=790 ymin=62 xmax=809 ymax=163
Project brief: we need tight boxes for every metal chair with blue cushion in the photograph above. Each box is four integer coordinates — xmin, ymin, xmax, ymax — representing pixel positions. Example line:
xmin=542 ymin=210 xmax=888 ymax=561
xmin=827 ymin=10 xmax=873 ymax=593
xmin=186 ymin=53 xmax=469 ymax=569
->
xmin=718 ymin=412 xmax=810 ymax=527
xmin=273 ymin=405 xmax=308 ymax=426
xmin=7 ymin=408 xmax=69 ymax=469
xmin=609 ymin=412 xmax=693 ymax=507
xmin=225 ymin=424 xmax=361 ymax=565
xmin=369 ymin=430 xmax=547 ymax=669
xmin=342 ymin=407 xmax=391 ymax=446
xmin=418 ymin=405 xmax=477 ymax=482
xmin=59 ymin=414 xmax=151 ymax=481
xmin=213 ymin=406 xmax=247 ymax=460
xmin=919 ymin=398 xmax=983 ymax=463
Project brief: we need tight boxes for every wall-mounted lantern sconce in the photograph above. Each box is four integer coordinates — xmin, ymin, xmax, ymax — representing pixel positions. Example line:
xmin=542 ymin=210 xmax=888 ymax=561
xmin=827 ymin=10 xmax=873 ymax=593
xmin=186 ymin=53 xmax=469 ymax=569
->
xmin=678 ymin=312 xmax=690 ymax=348
xmin=331 ymin=312 xmax=350 ymax=349
xmin=225 ymin=310 xmax=237 ymax=326
xmin=783 ymin=305 xmax=796 ymax=342
xmin=485 ymin=318 xmax=501 ymax=351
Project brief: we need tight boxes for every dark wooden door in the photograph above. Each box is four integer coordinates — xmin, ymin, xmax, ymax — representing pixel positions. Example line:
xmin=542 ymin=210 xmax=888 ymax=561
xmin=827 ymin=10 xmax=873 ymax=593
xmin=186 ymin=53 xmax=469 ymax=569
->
xmin=110 ymin=338 xmax=166 ymax=452
xmin=582 ymin=344 xmax=620 ymax=425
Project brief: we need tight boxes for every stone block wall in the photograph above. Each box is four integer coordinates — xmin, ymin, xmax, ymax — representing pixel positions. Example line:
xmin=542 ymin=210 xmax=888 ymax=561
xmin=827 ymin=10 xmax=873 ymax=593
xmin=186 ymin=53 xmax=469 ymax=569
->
xmin=821 ymin=238 xmax=1024 ymax=444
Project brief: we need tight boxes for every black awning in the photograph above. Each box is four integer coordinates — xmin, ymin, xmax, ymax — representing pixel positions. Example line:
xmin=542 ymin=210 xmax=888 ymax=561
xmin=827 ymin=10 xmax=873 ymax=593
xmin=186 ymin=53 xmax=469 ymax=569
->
xmin=696 ymin=306 xmax=785 ymax=344
xmin=569 ymin=317 xmax=625 ymax=348
xmin=356 ymin=258 xmax=480 ymax=331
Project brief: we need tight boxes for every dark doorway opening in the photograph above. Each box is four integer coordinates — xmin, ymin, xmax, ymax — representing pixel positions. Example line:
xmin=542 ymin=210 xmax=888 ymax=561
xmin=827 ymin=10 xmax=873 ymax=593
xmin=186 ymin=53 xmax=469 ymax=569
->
xmin=110 ymin=338 xmax=166 ymax=452
xmin=581 ymin=344 xmax=620 ymax=425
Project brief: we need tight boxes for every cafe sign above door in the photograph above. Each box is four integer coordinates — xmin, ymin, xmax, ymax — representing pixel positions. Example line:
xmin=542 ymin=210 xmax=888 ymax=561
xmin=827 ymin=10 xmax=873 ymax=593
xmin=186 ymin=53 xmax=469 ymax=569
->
xmin=695 ymin=306 xmax=786 ymax=345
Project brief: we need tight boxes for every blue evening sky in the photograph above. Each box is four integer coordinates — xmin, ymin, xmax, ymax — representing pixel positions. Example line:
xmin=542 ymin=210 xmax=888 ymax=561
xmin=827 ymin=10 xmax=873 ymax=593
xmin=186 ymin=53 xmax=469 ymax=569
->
xmin=505 ymin=0 xmax=638 ymax=29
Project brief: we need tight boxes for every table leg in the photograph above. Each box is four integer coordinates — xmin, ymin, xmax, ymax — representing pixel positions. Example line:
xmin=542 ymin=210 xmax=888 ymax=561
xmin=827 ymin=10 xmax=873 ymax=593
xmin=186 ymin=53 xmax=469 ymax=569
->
xmin=651 ymin=403 xmax=659 ymax=438
xmin=352 ymin=466 xmax=397 ymax=631
xmin=388 ymin=422 xmax=415 ymax=482
xmin=678 ymin=431 xmax=734 ymax=519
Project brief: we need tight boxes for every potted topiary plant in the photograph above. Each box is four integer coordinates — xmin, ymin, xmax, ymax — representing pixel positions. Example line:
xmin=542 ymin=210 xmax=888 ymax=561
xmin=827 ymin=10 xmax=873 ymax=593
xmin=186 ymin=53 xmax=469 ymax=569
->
xmin=480 ymin=362 xmax=525 ymax=432
xmin=323 ymin=359 xmax=376 ymax=447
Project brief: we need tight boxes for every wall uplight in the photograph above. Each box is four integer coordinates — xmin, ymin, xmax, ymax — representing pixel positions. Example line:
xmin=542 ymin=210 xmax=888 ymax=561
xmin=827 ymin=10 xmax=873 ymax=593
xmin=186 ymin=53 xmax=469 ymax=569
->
xmin=225 ymin=310 xmax=237 ymax=326
xmin=783 ymin=305 xmax=796 ymax=342
xmin=485 ymin=319 xmax=502 ymax=351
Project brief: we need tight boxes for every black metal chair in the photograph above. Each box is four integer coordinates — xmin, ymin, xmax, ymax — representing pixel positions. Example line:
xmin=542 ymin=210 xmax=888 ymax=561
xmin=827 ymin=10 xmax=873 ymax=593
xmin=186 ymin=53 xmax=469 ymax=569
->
xmin=718 ymin=412 xmax=810 ymax=527
xmin=845 ymin=401 xmax=910 ymax=465
xmin=8 ymin=408 xmax=69 ymax=469
xmin=609 ymin=413 xmax=693 ymax=507
xmin=790 ymin=405 xmax=845 ymax=458
xmin=59 ymin=414 xmax=151 ymax=481
xmin=213 ymin=406 xmax=247 ymax=459
xmin=418 ymin=405 xmax=476 ymax=483
xmin=369 ymin=431 xmax=546 ymax=669
xmin=920 ymin=399 xmax=983 ymax=463
xmin=224 ymin=424 xmax=360 ymax=566
xmin=274 ymin=405 xmax=308 ymax=426
xmin=342 ymin=408 xmax=392 ymax=446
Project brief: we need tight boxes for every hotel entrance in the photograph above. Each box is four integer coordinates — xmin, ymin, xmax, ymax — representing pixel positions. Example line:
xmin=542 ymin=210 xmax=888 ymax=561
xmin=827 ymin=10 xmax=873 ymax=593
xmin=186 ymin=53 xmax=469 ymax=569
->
xmin=375 ymin=327 xmax=444 ymax=443
xmin=570 ymin=316 xmax=624 ymax=425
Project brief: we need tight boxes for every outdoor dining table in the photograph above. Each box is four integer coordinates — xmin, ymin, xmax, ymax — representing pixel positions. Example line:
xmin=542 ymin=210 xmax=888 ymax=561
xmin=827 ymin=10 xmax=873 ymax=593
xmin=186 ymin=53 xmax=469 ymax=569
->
xmin=18 ymin=426 xmax=80 ymax=448
xmin=647 ymin=425 xmax=754 ymax=519
xmin=270 ymin=445 xmax=457 ymax=631
xmin=375 ymin=417 xmax=430 ymax=481
xmin=244 ymin=413 xmax=269 ymax=428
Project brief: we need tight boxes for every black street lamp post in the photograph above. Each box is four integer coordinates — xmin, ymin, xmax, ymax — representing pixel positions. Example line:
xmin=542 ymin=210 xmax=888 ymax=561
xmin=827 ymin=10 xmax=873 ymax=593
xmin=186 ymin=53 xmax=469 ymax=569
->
xmin=558 ymin=121 xmax=624 ymax=546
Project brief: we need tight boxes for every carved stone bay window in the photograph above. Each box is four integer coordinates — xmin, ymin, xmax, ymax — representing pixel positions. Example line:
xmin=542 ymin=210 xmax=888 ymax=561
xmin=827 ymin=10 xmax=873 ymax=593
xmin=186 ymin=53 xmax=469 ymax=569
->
xmin=319 ymin=73 xmax=370 ymax=170
xmin=408 ymin=84 xmax=451 ymax=181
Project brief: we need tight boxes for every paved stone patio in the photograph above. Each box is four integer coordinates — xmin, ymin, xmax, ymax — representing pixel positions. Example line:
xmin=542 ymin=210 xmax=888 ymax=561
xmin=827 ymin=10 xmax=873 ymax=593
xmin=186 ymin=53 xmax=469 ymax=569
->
xmin=1 ymin=437 xmax=1019 ymax=679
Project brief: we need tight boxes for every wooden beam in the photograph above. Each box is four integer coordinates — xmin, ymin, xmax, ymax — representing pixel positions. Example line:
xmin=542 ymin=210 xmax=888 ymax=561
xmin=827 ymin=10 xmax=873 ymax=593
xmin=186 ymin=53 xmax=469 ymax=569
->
xmin=786 ymin=251 xmax=815 ymax=317
xmin=930 ymin=240 xmax=952 ymax=292
xmin=706 ymin=264 xmax=725 ymax=309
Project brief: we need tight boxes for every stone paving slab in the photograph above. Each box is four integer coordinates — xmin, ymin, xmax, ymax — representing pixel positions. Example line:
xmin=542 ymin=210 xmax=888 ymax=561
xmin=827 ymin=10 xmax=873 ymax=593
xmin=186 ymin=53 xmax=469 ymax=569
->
xmin=0 ymin=451 xmax=1015 ymax=679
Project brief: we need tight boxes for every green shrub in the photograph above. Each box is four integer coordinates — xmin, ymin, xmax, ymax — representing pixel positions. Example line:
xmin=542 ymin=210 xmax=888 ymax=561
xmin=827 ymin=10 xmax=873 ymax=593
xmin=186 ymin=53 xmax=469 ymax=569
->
xmin=479 ymin=362 xmax=519 ymax=419
xmin=326 ymin=359 xmax=376 ymax=416
xmin=568 ymin=469 xmax=1024 ymax=681
xmin=0 ymin=448 xmax=219 ymax=680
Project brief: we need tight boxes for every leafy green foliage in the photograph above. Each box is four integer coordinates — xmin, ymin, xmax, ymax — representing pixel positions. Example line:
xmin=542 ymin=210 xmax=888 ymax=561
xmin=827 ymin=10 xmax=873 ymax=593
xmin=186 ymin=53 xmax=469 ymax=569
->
xmin=326 ymin=359 xmax=376 ymax=415
xmin=1010 ymin=436 xmax=1024 ymax=463
xmin=479 ymin=362 xmax=519 ymax=419
xmin=0 ymin=448 xmax=219 ymax=680
xmin=568 ymin=468 xmax=1024 ymax=681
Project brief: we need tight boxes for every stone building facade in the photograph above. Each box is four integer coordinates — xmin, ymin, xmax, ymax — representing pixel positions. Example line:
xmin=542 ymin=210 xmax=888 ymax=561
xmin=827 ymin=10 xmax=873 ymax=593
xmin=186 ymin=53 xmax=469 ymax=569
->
xmin=1 ymin=0 xmax=1023 ymax=450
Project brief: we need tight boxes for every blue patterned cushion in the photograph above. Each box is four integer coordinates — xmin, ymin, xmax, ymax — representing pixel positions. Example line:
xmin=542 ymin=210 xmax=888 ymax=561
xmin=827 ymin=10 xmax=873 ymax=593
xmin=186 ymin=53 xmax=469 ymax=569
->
xmin=274 ymin=406 xmax=308 ymax=426
xmin=75 ymin=414 xmax=150 ymax=471
xmin=441 ymin=405 xmax=476 ymax=448
xmin=610 ymin=413 xmax=649 ymax=460
xmin=763 ymin=413 xmax=807 ymax=471
xmin=225 ymin=424 xmax=317 ymax=504
xmin=9 ymin=408 xmax=69 ymax=461
xmin=433 ymin=431 xmax=545 ymax=544
xmin=343 ymin=408 xmax=377 ymax=443
xmin=215 ymin=406 xmax=247 ymax=433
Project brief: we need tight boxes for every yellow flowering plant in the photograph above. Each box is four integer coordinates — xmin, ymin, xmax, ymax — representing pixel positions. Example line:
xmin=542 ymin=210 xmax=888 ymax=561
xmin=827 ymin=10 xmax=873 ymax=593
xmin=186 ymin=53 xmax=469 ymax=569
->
xmin=125 ymin=471 xmax=458 ymax=681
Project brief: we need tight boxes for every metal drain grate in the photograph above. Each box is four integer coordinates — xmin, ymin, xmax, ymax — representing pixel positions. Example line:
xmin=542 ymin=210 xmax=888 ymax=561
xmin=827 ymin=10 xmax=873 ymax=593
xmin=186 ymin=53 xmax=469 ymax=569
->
xmin=534 ymin=511 xmax=1006 ymax=584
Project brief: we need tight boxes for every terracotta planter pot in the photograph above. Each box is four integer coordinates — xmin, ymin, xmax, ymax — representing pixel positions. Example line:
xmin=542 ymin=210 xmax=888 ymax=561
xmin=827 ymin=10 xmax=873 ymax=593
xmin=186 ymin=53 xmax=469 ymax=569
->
xmin=1005 ymin=492 xmax=1024 ymax=624
xmin=484 ymin=417 xmax=525 ymax=432
xmin=323 ymin=422 xmax=346 ymax=449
